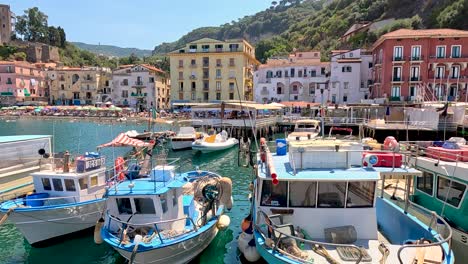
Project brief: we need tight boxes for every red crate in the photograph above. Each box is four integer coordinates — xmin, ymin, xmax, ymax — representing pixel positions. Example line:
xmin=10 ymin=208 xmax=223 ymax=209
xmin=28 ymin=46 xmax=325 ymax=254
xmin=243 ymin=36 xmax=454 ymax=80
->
xmin=363 ymin=152 xmax=403 ymax=167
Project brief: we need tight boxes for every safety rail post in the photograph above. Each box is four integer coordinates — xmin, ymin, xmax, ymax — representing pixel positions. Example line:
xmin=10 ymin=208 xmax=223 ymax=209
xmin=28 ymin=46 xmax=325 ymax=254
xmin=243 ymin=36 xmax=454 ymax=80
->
xmin=153 ymin=223 xmax=164 ymax=244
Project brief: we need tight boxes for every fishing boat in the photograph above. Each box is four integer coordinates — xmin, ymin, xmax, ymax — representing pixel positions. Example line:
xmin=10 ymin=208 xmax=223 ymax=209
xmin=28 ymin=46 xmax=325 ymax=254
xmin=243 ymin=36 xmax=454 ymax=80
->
xmin=99 ymin=159 xmax=233 ymax=264
xmin=169 ymin=120 xmax=205 ymax=150
xmin=400 ymin=139 xmax=468 ymax=262
xmin=0 ymin=151 xmax=108 ymax=246
xmin=239 ymin=138 xmax=454 ymax=264
xmin=192 ymin=130 xmax=239 ymax=153
xmin=0 ymin=135 xmax=52 ymax=199
xmin=287 ymin=119 xmax=321 ymax=141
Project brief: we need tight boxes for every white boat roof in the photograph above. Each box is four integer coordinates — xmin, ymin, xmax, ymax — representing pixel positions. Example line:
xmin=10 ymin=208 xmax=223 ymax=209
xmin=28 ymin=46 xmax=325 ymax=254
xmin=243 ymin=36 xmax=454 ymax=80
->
xmin=31 ymin=166 xmax=106 ymax=178
xmin=295 ymin=119 xmax=320 ymax=124
xmin=0 ymin=135 xmax=51 ymax=143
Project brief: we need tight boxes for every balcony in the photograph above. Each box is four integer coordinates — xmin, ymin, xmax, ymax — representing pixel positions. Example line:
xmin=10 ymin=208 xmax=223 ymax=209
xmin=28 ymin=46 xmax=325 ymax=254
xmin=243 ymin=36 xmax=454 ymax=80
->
xmin=203 ymin=63 xmax=209 ymax=68
xmin=0 ymin=92 xmax=13 ymax=96
xmin=6 ymin=80 xmax=12 ymax=84
xmin=178 ymin=65 xmax=184 ymax=68
xmin=215 ymin=48 xmax=223 ymax=52
xmin=133 ymin=81 xmax=145 ymax=87
xmin=120 ymin=81 xmax=129 ymax=86
xmin=410 ymin=76 xmax=420 ymax=82
xmin=203 ymin=74 xmax=209 ymax=79
xmin=389 ymin=96 xmax=401 ymax=101
xmin=392 ymin=56 xmax=404 ymax=62
xmin=82 ymin=77 xmax=94 ymax=82
xmin=131 ymin=92 xmax=147 ymax=97
xmin=203 ymin=86 xmax=209 ymax=91
xmin=229 ymin=63 xmax=235 ymax=67
xmin=215 ymin=75 xmax=222 ymax=79
xmin=410 ymin=55 xmax=423 ymax=61
xmin=230 ymin=48 xmax=239 ymax=52
xmin=216 ymin=63 xmax=222 ymax=67
xmin=392 ymin=77 xmax=403 ymax=82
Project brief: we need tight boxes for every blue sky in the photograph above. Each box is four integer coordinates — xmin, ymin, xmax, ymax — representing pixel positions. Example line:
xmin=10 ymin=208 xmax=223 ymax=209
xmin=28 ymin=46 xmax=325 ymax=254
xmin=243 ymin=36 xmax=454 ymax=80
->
xmin=4 ymin=0 xmax=273 ymax=50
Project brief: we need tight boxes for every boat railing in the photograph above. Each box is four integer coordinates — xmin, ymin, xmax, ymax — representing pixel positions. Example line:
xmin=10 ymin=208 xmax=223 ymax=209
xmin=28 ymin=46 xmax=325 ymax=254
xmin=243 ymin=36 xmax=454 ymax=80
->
xmin=6 ymin=192 xmax=105 ymax=206
xmin=255 ymin=209 xmax=363 ymax=264
xmin=396 ymin=200 xmax=453 ymax=264
xmin=105 ymin=210 xmax=198 ymax=245
xmin=399 ymin=141 xmax=468 ymax=164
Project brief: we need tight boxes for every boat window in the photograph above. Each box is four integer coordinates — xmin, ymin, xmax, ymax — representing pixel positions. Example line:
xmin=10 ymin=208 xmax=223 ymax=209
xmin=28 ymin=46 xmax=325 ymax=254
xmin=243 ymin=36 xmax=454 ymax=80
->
xmin=289 ymin=181 xmax=316 ymax=207
xmin=317 ymin=182 xmax=346 ymax=208
xmin=64 ymin=179 xmax=76 ymax=192
xmin=116 ymin=198 xmax=133 ymax=214
xmin=416 ymin=171 xmax=434 ymax=195
xmin=79 ymin=178 xmax=88 ymax=190
xmin=437 ymin=177 xmax=466 ymax=207
xmin=160 ymin=194 xmax=168 ymax=213
xmin=346 ymin=181 xmax=376 ymax=208
xmin=42 ymin=178 xmax=52 ymax=191
xmin=90 ymin=175 xmax=98 ymax=187
xmin=261 ymin=180 xmax=288 ymax=207
xmin=52 ymin=178 xmax=64 ymax=191
xmin=134 ymin=198 xmax=156 ymax=214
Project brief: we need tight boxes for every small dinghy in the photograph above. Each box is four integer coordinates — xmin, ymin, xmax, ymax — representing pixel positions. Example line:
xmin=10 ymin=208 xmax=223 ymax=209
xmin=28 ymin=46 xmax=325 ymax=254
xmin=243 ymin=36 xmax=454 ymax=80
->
xmin=192 ymin=130 xmax=238 ymax=153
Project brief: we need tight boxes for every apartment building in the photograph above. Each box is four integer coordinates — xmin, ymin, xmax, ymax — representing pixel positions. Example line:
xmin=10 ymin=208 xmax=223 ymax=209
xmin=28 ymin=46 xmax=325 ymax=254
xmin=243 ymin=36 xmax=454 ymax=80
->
xmin=0 ymin=4 xmax=14 ymax=44
xmin=371 ymin=29 xmax=468 ymax=102
xmin=329 ymin=49 xmax=373 ymax=104
xmin=48 ymin=66 xmax=111 ymax=105
xmin=254 ymin=51 xmax=330 ymax=104
xmin=111 ymin=64 xmax=169 ymax=111
xmin=0 ymin=61 xmax=48 ymax=105
xmin=168 ymin=38 xmax=259 ymax=104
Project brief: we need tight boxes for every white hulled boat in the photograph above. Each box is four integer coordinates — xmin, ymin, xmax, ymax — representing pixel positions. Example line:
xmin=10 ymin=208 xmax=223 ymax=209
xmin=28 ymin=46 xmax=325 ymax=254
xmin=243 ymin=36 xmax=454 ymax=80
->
xmin=101 ymin=160 xmax=233 ymax=264
xmin=192 ymin=130 xmax=238 ymax=153
xmin=0 ymin=152 xmax=108 ymax=246
xmin=169 ymin=120 xmax=205 ymax=150
xmin=239 ymin=138 xmax=454 ymax=264
xmin=287 ymin=119 xmax=320 ymax=141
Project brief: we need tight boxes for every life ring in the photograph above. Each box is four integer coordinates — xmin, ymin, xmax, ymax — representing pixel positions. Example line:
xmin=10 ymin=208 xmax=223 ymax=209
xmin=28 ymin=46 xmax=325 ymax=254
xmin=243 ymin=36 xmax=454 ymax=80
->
xmin=118 ymin=172 xmax=126 ymax=181
xmin=115 ymin=157 xmax=125 ymax=174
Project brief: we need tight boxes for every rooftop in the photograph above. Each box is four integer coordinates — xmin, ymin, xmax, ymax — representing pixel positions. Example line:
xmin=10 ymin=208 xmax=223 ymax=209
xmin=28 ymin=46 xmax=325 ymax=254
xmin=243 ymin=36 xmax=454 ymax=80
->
xmin=373 ymin=28 xmax=468 ymax=49
xmin=259 ymin=152 xmax=421 ymax=181
xmin=106 ymin=178 xmax=186 ymax=196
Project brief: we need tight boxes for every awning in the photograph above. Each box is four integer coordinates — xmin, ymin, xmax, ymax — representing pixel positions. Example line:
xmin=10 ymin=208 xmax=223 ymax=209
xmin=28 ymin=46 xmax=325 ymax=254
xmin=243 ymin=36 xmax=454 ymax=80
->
xmin=97 ymin=133 xmax=153 ymax=148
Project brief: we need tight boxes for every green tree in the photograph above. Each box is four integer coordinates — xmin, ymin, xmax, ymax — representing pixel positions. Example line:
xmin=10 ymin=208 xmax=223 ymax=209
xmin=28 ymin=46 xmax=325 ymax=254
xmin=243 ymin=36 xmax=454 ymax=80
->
xmin=15 ymin=7 xmax=49 ymax=42
xmin=57 ymin=26 xmax=66 ymax=47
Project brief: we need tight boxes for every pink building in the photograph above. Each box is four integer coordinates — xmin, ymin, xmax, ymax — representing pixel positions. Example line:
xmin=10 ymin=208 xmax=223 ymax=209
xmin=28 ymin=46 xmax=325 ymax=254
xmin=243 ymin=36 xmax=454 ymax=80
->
xmin=371 ymin=29 xmax=468 ymax=102
xmin=0 ymin=61 xmax=48 ymax=105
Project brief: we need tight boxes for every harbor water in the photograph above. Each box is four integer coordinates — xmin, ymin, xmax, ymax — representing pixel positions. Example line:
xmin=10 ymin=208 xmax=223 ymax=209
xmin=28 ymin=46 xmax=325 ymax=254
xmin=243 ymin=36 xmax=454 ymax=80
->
xmin=0 ymin=119 xmax=255 ymax=264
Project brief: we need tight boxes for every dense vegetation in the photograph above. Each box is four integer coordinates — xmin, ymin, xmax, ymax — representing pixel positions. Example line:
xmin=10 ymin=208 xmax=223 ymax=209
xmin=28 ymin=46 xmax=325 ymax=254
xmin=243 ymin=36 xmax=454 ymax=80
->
xmin=72 ymin=42 xmax=152 ymax=58
xmin=152 ymin=0 xmax=468 ymax=62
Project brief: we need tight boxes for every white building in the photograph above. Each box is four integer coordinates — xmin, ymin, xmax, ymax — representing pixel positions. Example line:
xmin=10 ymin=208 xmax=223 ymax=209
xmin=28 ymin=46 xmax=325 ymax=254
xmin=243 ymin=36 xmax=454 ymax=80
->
xmin=111 ymin=64 xmax=169 ymax=111
xmin=329 ymin=49 xmax=373 ymax=104
xmin=254 ymin=51 xmax=330 ymax=104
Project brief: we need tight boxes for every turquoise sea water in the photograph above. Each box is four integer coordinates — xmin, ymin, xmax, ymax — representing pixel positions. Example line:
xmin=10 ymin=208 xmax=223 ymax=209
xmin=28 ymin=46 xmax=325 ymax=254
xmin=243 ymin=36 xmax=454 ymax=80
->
xmin=0 ymin=119 xmax=255 ymax=264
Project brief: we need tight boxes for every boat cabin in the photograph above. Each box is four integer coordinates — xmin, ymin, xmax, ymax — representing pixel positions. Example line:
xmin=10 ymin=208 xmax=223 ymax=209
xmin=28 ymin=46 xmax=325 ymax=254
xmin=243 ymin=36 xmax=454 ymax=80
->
xmin=105 ymin=166 xmax=189 ymax=233
xmin=31 ymin=154 xmax=107 ymax=204
xmin=294 ymin=120 xmax=320 ymax=132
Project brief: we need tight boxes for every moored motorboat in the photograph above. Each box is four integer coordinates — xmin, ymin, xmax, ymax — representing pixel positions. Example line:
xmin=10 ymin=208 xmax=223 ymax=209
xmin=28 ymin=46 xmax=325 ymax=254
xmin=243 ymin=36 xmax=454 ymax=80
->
xmin=100 ymin=160 xmax=233 ymax=264
xmin=169 ymin=120 xmax=205 ymax=150
xmin=240 ymin=138 xmax=454 ymax=264
xmin=287 ymin=119 xmax=320 ymax=141
xmin=0 ymin=152 xmax=108 ymax=246
xmin=192 ymin=130 xmax=238 ymax=153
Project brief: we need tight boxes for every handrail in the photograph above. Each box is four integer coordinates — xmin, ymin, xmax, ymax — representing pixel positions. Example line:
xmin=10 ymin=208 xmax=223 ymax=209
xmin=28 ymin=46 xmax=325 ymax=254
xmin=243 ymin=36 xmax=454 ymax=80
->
xmin=396 ymin=202 xmax=453 ymax=264
xmin=9 ymin=192 xmax=103 ymax=203
xmin=105 ymin=211 xmax=198 ymax=245
xmin=255 ymin=210 xmax=363 ymax=263
xmin=400 ymin=141 xmax=467 ymax=163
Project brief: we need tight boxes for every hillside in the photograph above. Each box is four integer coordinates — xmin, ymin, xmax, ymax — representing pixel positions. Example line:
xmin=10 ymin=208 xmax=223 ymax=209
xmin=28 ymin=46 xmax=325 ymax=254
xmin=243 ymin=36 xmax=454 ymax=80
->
xmin=152 ymin=0 xmax=468 ymax=62
xmin=72 ymin=42 xmax=153 ymax=58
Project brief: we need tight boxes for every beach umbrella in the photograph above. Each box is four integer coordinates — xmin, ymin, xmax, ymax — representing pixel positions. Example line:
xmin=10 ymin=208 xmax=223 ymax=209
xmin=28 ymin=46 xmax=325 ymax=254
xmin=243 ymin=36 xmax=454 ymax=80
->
xmin=90 ymin=107 xmax=99 ymax=111
xmin=113 ymin=107 xmax=123 ymax=112
xmin=34 ymin=108 xmax=41 ymax=112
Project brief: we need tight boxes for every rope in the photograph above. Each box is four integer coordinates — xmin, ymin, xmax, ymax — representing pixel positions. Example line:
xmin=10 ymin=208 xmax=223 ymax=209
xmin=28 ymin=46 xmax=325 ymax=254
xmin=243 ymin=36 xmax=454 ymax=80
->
xmin=378 ymin=242 xmax=390 ymax=264
xmin=0 ymin=208 xmax=14 ymax=225
xmin=311 ymin=244 xmax=339 ymax=264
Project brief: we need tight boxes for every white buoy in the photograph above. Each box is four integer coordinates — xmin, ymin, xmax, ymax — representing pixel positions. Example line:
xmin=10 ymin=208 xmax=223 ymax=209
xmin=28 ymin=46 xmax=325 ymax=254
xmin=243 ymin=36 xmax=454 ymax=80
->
xmin=94 ymin=218 xmax=104 ymax=244
xmin=237 ymin=232 xmax=253 ymax=254
xmin=217 ymin=215 xmax=230 ymax=231
xmin=243 ymin=238 xmax=261 ymax=262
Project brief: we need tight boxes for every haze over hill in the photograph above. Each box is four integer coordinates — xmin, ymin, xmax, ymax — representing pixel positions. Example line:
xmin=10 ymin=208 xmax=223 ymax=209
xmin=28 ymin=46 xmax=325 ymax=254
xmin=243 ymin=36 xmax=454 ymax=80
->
xmin=72 ymin=42 xmax=153 ymax=58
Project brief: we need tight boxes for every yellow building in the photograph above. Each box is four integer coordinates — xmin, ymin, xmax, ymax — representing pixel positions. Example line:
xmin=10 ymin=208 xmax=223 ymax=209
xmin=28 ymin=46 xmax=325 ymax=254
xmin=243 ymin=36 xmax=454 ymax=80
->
xmin=168 ymin=38 xmax=259 ymax=105
xmin=47 ymin=66 xmax=112 ymax=105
